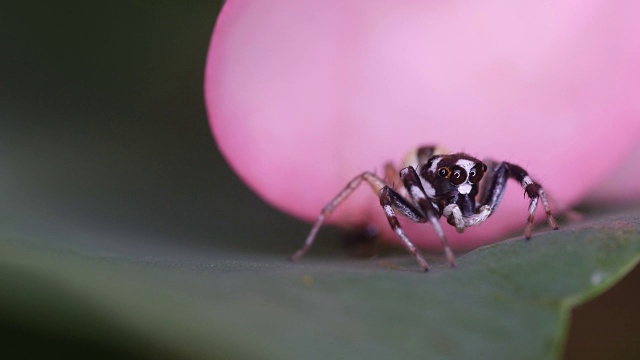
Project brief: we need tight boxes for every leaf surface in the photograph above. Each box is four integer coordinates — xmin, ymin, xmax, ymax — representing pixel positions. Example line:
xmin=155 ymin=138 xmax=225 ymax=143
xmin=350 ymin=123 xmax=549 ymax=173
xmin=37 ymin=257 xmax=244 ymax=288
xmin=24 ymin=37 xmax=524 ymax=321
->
xmin=2 ymin=210 xmax=639 ymax=359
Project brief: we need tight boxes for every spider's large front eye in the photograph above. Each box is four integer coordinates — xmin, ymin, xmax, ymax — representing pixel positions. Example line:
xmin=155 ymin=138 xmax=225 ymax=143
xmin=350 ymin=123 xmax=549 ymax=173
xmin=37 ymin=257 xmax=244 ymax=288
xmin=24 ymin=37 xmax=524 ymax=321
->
xmin=438 ymin=167 xmax=451 ymax=178
xmin=468 ymin=163 xmax=486 ymax=184
xmin=450 ymin=166 xmax=467 ymax=185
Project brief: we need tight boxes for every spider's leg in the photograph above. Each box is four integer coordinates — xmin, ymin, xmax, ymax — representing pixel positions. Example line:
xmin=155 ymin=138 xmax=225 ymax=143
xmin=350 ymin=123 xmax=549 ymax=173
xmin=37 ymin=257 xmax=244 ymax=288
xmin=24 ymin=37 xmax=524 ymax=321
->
xmin=480 ymin=162 xmax=559 ymax=239
xmin=478 ymin=160 xmax=509 ymax=211
xmin=289 ymin=172 xmax=387 ymax=262
xmin=387 ymin=144 xmax=445 ymax=197
xmin=399 ymin=166 xmax=456 ymax=267
xmin=384 ymin=162 xmax=405 ymax=197
xmin=477 ymin=159 xmax=498 ymax=206
xmin=508 ymin=163 xmax=559 ymax=237
xmin=378 ymin=186 xmax=430 ymax=271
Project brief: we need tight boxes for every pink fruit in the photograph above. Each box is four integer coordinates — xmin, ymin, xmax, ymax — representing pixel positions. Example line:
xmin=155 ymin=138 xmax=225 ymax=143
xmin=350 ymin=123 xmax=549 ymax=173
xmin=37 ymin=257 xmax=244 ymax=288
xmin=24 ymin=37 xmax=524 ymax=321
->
xmin=205 ymin=0 xmax=640 ymax=249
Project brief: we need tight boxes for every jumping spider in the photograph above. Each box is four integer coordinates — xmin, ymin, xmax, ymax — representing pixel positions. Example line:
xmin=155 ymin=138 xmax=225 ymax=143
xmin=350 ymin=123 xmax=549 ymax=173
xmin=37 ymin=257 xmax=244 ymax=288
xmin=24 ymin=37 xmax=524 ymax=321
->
xmin=290 ymin=145 xmax=559 ymax=271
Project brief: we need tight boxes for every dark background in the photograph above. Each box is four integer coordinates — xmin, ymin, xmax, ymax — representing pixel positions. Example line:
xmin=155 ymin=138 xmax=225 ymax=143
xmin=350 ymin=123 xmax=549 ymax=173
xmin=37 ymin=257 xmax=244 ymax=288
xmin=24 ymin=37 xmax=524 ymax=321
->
xmin=1 ymin=2 xmax=313 ymax=257
xmin=1 ymin=2 xmax=638 ymax=359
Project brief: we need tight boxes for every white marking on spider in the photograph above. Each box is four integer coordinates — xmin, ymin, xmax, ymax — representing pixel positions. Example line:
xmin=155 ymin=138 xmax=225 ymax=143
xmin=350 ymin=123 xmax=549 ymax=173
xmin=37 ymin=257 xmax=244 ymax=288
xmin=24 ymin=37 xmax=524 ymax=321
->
xmin=455 ymin=159 xmax=475 ymax=172
xmin=429 ymin=215 xmax=445 ymax=238
xmin=410 ymin=185 xmax=426 ymax=201
xmin=421 ymin=178 xmax=436 ymax=198
xmin=521 ymin=175 xmax=534 ymax=188
xmin=454 ymin=159 xmax=477 ymax=194
xmin=383 ymin=204 xmax=394 ymax=217
xmin=458 ymin=183 xmax=472 ymax=195
xmin=427 ymin=157 xmax=442 ymax=173
xmin=528 ymin=197 xmax=539 ymax=216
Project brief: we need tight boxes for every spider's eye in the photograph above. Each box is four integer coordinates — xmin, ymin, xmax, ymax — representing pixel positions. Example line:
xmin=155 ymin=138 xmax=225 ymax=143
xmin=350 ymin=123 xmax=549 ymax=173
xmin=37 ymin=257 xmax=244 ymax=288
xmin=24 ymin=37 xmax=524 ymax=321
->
xmin=438 ymin=167 xmax=451 ymax=178
xmin=469 ymin=163 xmax=486 ymax=184
xmin=450 ymin=166 xmax=467 ymax=185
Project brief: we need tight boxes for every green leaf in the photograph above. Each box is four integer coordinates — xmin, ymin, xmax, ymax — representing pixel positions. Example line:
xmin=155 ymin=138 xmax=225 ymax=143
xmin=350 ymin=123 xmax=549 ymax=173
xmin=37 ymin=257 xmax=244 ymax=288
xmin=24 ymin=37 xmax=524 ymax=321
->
xmin=1 ymin=210 xmax=639 ymax=360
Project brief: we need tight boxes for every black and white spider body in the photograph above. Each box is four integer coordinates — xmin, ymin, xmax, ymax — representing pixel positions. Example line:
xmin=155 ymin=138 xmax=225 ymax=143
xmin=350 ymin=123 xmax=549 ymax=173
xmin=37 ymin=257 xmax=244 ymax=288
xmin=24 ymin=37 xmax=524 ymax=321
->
xmin=290 ymin=145 xmax=559 ymax=272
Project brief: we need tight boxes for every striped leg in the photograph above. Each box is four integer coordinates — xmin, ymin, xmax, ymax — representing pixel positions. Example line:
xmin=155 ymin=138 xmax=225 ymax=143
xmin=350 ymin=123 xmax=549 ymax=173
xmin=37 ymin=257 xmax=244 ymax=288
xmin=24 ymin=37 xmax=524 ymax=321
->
xmin=379 ymin=186 xmax=430 ymax=271
xmin=399 ymin=166 xmax=456 ymax=267
xmin=289 ymin=172 xmax=387 ymax=262
xmin=480 ymin=162 xmax=559 ymax=239
xmin=509 ymin=163 xmax=559 ymax=238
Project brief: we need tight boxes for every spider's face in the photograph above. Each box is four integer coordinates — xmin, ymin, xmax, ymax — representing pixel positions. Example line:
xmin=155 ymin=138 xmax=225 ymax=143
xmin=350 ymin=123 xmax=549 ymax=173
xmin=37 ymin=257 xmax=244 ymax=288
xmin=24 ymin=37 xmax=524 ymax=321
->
xmin=422 ymin=154 xmax=487 ymax=196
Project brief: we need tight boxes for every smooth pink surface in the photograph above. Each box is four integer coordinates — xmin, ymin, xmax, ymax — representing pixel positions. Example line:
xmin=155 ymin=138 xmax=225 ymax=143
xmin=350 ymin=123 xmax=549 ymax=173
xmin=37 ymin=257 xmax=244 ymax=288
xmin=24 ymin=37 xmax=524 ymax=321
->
xmin=205 ymin=0 xmax=640 ymax=250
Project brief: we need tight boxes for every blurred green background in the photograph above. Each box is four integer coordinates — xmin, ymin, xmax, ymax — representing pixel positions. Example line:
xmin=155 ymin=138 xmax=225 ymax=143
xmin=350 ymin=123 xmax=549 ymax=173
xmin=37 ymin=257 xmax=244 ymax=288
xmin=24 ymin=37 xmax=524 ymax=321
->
xmin=1 ymin=2 xmax=638 ymax=359
xmin=2 ymin=1 xmax=312 ymax=255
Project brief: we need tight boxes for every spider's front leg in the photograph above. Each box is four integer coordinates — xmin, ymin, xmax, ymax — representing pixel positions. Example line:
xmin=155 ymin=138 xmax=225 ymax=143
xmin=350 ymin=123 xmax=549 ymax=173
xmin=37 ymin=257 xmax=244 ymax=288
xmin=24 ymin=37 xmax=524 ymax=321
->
xmin=480 ymin=161 xmax=559 ymax=239
xmin=396 ymin=166 xmax=456 ymax=267
xmin=290 ymin=166 xmax=455 ymax=271
xmin=289 ymin=171 xmax=387 ymax=262
xmin=289 ymin=170 xmax=432 ymax=271
xmin=378 ymin=170 xmax=457 ymax=270
xmin=378 ymin=186 xmax=431 ymax=271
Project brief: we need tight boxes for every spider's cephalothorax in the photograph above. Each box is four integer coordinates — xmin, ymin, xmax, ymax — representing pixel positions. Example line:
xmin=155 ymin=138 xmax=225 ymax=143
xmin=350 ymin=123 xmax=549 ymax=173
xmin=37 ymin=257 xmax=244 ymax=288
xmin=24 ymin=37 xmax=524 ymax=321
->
xmin=421 ymin=153 xmax=487 ymax=217
xmin=290 ymin=145 xmax=559 ymax=271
